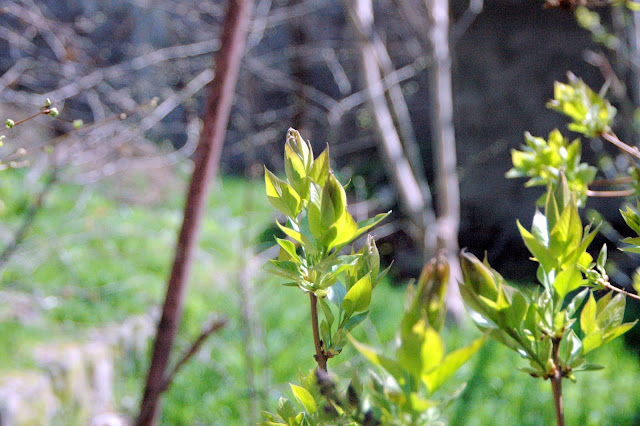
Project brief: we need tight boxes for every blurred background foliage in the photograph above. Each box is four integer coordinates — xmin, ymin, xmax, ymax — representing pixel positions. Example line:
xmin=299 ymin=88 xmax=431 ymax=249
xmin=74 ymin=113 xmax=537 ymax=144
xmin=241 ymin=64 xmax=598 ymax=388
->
xmin=2 ymin=0 xmax=640 ymax=424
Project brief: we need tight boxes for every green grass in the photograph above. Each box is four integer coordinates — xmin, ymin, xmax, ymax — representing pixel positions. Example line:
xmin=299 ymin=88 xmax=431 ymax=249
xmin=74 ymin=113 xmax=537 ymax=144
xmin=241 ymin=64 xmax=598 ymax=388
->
xmin=1 ymin=168 xmax=640 ymax=424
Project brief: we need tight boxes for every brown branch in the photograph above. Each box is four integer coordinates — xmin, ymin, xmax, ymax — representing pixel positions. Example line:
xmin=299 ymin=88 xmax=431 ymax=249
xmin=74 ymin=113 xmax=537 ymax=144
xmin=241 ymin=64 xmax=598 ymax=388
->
xmin=159 ymin=316 xmax=228 ymax=393
xmin=550 ymin=338 xmax=565 ymax=426
xmin=602 ymin=282 xmax=640 ymax=301
xmin=136 ymin=1 xmax=254 ymax=424
xmin=586 ymin=189 xmax=635 ymax=198
xmin=310 ymin=292 xmax=328 ymax=371
xmin=601 ymin=131 xmax=640 ymax=161
xmin=0 ymin=171 xmax=57 ymax=269
xmin=589 ymin=176 xmax=634 ymax=187
xmin=0 ymin=109 xmax=52 ymax=137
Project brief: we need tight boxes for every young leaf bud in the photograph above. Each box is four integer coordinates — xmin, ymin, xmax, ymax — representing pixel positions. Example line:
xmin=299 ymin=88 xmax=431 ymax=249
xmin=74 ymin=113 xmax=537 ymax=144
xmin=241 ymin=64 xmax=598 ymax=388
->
xmin=460 ymin=251 xmax=498 ymax=300
xmin=286 ymin=128 xmax=313 ymax=171
xmin=5 ymin=119 xmax=14 ymax=128
xmin=320 ymin=173 xmax=347 ymax=230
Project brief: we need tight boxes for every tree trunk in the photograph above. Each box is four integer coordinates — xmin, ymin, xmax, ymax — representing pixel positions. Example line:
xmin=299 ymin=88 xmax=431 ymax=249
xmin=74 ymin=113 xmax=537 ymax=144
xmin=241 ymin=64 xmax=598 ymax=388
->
xmin=135 ymin=1 xmax=254 ymax=424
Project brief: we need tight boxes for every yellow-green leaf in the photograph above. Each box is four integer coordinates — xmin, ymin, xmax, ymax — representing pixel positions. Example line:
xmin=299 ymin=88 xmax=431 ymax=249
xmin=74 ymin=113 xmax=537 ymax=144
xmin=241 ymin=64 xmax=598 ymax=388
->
xmin=342 ymin=273 xmax=372 ymax=316
xmin=423 ymin=335 xmax=486 ymax=393
xmin=290 ymin=384 xmax=316 ymax=414
xmin=553 ymin=265 xmax=582 ymax=300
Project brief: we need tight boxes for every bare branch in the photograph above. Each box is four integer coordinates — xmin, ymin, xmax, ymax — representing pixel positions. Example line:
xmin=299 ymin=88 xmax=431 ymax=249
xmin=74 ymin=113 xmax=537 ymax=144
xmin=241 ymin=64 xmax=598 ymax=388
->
xmin=159 ymin=316 xmax=228 ymax=393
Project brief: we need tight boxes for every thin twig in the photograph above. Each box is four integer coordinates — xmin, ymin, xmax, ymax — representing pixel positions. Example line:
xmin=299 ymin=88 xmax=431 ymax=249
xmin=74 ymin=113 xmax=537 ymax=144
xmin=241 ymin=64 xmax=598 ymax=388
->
xmin=589 ymin=176 xmax=634 ymax=187
xmin=602 ymin=282 xmax=640 ymax=300
xmin=601 ymin=131 xmax=640 ymax=161
xmin=159 ymin=317 xmax=228 ymax=393
xmin=586 ymin=189 xmax=635 ymax=198
xmin=0 ymin=109 xmax=52 ymax=137
xmin=0 ymin=171 xmax=57 ymax=269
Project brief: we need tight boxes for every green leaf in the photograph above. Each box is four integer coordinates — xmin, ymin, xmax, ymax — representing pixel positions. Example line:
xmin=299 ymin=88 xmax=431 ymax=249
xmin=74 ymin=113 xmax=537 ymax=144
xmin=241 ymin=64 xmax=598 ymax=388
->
xmin=582 ymin=330 xmax=604 ymax=354
xmin=320 ymin=173 xmax=347 ymax=230
xmin=621 ymin=204 xmax=640 ymax=234
xmin=596 ymin=244 xmax=607 ymax=270
xmin=547 ymin=74 xmax=616 ymax=138
xmin=284 ymin=142 xmax=308 ymax=197
xmin=549 ymin=197 xmax=582 ymax=259
xmin=353 ymin=212 xmax=391 ymax=239
xmin=573 ymin=363 xmax=605 ymax=372
xmin=517 ymin=221 xmax=557 ymax=271
xmin=277 ymin=238 xmax=300 ymax=262
xmin=320 ymin=320 xmax=331 ymax=349
xmin=423 ymin=335 xmax=486 ymax=393
xmin=318 ymin=297 xmax=334 ymax=327
xmin=343 ymin=310 xmax=369 ymax=332
xmin=348 ymin=337 xmax=405 ymax=382
xmin=545 ymin=188 xmax=561 ymax=232
xmin=560 ymin=329 xmax=583 ymax=367
xmin=397 ymin=320 xmax=443 ymax=380
xmin=309 ymin=146 xmax=330 ymax=187
xmin=553 ymin=265 xmax=583 ymax=300
xmin=290 ymin=384 xmax=317 ymax=414
xmin=307 ymin=181 xmax=324 ymax=239
xmin=603 ymin=321 xmax=637 ymax=345
xmin=566 ymin=287 xmax=589 ymax=316
xmin=460 ymin=251 xmax=498 ymax=300
xmin=342 ymin=274 xmax=372 ymax=317
xmin=408 ymin=393 xmax=436 ymax=412
xmin=277 ymin=221 xmax=315 ymax=252
xmin=328 ymin=282 xmax=347 ymax=307
xmin=265 ymin=168 xmax=301 ymax=218
xmin=531 ymin=210 xmax=549 ymax=247
xmin=266 ymin=260 xmax=301 ymax=281
xmin=323 ymin=211 xmax=358 ymax=251
xmin=276 ymin=397 xmax=297 ymax=423
xmin=507 ymin=290 xmax=529 ymax=329
xmin=580 ymin=291 xmax=597 ymax=336
xmin=596 ymin=292 xmax=625 ymax=330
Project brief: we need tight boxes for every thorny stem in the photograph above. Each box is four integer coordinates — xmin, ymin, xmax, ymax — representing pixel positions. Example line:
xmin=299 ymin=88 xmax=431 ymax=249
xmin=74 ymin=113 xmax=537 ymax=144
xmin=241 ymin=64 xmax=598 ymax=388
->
xmin=550 ymin=338 xmax=565 ymax=426
xmin=586 ymin=189 xmax=635 ymax=198
xmin=310 ymin=292 xmax=328 ymax=372
xmin=601 ymin=131 xmax=640 ymax=161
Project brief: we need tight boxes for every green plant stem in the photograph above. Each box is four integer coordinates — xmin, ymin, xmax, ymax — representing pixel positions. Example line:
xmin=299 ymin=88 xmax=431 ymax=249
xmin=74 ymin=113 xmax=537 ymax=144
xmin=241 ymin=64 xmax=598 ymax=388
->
xmin=310 ymin=292 xmax=328 ymax=371
xmin=551 ymin=338 xmax=565 ymax=426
